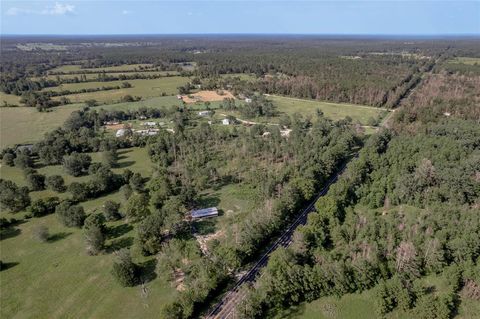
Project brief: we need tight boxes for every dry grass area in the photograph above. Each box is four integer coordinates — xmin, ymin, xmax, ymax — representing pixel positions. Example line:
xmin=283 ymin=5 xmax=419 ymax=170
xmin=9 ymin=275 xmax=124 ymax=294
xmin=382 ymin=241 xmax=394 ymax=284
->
xmin=105 ymin=123 xmax=127 ymax=130
xmin=181 ymin=90 xmax=234 ymax=103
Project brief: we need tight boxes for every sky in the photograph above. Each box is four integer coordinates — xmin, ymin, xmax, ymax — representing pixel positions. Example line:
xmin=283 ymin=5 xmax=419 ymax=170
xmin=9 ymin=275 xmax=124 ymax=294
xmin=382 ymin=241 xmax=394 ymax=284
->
xmin=1 ymin=0 xmax=479 ymax=35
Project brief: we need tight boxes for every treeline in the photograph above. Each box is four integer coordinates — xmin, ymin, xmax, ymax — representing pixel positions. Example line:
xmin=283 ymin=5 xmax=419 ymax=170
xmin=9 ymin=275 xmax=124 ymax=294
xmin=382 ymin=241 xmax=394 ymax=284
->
xmin=45 ymin=71 xmax=189 ymax=85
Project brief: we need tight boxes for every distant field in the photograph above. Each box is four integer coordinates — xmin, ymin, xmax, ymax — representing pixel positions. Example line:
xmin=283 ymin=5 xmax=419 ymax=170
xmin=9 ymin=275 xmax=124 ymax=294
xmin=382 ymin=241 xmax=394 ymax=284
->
xmin=269 ymin=95 xmax=386 ymax=125
xmin=0 ymin=105 xmax=84 ymax=148
xmin=36 ymin=71 xmax=180 ymax=81
xmin=0 ymin=148 xmax=178 ymax=319
xmin=46 ymin=76 xmax=190 ymax=103
xmin=448 ymin=57 xmax=480 ymax=65
xmin=0 ymin=92 xmax=22 ymax=105
xmin=98 ymin=95 xmax=182 ymax=111
xmin=48 ymin=64 xmax=155 ymax=73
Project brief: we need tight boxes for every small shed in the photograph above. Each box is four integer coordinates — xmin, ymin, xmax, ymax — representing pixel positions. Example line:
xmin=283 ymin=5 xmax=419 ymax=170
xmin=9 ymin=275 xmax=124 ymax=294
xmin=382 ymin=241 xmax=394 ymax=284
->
xmin=245 ymin=98 xmax=252 ymax=103
xmin=222 ymin=118 xmax=230 ymax=125
xmin=116 ymin=129 xmax=126 ymax=137
xmin=191 ymin=207 xmax=219 ymax=219
xmin=198 ymin=111 xmax=211 ymax=117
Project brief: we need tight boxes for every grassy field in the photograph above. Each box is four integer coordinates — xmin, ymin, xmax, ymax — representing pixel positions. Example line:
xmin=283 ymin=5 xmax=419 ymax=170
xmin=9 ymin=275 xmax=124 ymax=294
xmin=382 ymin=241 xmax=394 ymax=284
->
xmin=268 ymin=95 xmax=387 ymax=125
xmin=45 ymin=76 xmax=190 ymax=103
xmin=36 ymin=71 xmax=181 ymax=81
xmin=0 ymin=104 xmax=84 ymax=148
xmin=0 ymin=147 xmax=179 ymax=319
xmin=48 ymin=64 xmax=155 ymax=73
xmin=0 ymin=148 xmax=152 ymax=199
xmin=0 ymin=92 xmax=22 ymax=106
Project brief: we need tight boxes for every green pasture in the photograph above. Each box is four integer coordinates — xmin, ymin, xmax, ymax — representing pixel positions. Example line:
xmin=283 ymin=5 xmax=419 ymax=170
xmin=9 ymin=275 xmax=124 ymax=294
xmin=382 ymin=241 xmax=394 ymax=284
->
xmin=35 ymin=71 xmax=181 ymax=81
xmin=268 ymin=95 xmax=387 ymax=125
xmin=0 ymin=105 xmax=84 ymax=148
xmin=0 ymin=146 xmax=177 ymax=319
xmin=46 ymin=76 xmax=190 ymax=103
xmin=48 ymin=64 xmax=155 ymax=74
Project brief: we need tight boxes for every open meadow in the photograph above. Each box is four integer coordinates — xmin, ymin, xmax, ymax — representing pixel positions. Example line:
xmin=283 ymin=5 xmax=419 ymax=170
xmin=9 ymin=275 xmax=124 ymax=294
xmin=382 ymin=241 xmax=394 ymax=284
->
xmin=48 ymin=64 xmax=156 ymax=74
xmin=0 ymin=148 xmax=181 ymax=319
xmin=0 ymin=105 xmax=84 ymax=148
xmin=46 ymin=76 xmax=190 ymax=103
xmin=268 ymin=95 xmax=387 ymax=125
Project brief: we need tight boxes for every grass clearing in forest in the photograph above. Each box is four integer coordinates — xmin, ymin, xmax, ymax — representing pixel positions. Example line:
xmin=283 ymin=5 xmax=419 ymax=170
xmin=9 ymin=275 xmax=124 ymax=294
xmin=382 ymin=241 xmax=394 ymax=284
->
xmin=48 ymin=64 xmax=155 ymax=74
xmin=269 ymin=95 xmax=387 ymax=125
xmin=46 ymin=76 xmax=190 ymax=103
xmin=0 ymin=104 xmax=84 ymax=148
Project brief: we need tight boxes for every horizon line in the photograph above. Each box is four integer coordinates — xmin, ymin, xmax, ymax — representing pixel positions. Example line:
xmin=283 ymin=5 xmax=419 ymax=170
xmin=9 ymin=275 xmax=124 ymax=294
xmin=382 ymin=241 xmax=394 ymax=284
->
xmin=1 ymin=33 xmax=479 ymax=38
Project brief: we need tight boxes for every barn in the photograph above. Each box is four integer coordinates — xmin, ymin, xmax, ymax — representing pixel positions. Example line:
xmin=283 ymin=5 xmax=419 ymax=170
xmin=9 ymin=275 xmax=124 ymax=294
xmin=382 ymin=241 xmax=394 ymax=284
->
xmin=191 ymin=207 xmax=219 ymax=219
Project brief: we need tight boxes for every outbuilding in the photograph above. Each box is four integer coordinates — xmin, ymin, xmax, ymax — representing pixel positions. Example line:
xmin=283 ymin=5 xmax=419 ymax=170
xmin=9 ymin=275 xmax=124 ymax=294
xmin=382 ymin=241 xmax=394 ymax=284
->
xmin=222 ymin=118 xmax=230 ymax=125
xmin=198 ymin=111 xmax=211 ymax=117
xmin=116 ymin=129 xmax=127 ymax=137
xmin=191 ymin=207 xmax=219 ymax=219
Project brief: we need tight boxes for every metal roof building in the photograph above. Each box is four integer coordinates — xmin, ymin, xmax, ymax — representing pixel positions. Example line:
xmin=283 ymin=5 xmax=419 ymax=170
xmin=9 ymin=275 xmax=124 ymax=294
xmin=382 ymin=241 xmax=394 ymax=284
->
xmin=191 ymin=207 xmax=219 ymax=219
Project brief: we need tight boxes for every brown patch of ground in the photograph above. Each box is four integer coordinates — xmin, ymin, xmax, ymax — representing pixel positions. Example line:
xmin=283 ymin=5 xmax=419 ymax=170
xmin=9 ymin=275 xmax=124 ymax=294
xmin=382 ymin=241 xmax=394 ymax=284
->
xmin=105 ymin=123 xmax=132 ymax=130
xmin=181 ymin=90 xmax=234 ymax=103
xmin=173 ymin=268 xmax=186 ymax=291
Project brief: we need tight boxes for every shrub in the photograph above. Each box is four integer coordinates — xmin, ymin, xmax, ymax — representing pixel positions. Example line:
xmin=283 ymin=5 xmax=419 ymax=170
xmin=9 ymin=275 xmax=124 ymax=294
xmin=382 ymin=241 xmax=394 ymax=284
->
xmin=29 ymin=197 xmax=60 ymax=217
xmin=0 ymin=179 xmax=31 ymax=212
xmin=25 ymin=170 xmax=46 ymax=191
xmin=111 ymin=249 xmax=139 ymax=287
xmin=2 ymin=153 xmax=15 ymax=167
xmin=55 ymin=201 xmax=86 ymax=227
xmin=103 ymin=200 xmax=121 ymax=221
xmin=46 ymin=175 xmax=66 ymax=192
xmin=63 ymin=152 xmax=92 ymax=177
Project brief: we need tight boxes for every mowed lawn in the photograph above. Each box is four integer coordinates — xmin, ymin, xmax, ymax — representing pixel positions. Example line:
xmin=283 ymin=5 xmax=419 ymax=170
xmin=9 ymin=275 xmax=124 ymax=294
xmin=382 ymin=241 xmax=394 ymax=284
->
xmin=0 ymin=105 xmax=84 ymax=148
xmin=0 ymin=147 xmax=179 ymax=319
xmin=46 ymin=76 xmax=190 ymax=103
xmin=269 ymin=95 xmax=387 ymax=125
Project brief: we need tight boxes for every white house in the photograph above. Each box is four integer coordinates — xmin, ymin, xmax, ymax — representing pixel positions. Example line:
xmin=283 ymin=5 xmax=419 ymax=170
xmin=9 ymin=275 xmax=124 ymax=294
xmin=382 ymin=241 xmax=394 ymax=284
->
xmin=245 ymin=98 xmax=252 ymax=103
xmin=222 ymin=118 xmax=231 ymax=125
xmin=142 ymin=121 xmax=157 ymax=127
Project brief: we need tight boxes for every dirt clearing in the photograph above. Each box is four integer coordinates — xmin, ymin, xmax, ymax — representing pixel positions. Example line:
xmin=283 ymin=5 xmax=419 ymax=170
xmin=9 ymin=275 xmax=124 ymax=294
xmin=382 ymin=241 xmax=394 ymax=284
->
xmin=181 ymin=90 xmax=234 ymax=103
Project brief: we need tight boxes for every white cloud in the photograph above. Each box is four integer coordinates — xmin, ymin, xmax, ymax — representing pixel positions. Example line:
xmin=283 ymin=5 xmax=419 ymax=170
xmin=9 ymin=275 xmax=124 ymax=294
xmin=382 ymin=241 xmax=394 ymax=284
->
xmin=5 ymin=2 xmax=75 ymax=17
xmin=122 ymin=10 xmax=131 ymax=15
xmin=41 ymin=2 xmax=75 ymax=16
